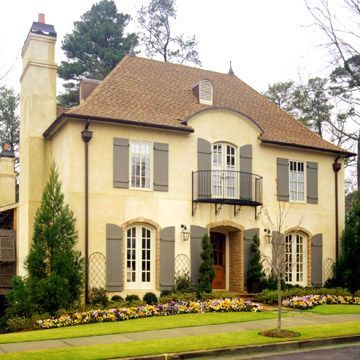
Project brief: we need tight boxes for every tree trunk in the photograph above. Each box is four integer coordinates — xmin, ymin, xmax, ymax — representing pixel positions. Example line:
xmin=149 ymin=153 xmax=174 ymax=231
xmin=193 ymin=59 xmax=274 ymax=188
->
xmin=277 ymin=274 xmax=282 ymax=331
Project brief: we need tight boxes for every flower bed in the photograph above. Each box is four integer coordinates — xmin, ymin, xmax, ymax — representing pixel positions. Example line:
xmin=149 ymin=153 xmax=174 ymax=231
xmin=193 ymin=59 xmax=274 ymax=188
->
xmin=282 ymin=294 xmax=360 ymax=310
xmin=36 ymin=298 xmax=262 ymax=329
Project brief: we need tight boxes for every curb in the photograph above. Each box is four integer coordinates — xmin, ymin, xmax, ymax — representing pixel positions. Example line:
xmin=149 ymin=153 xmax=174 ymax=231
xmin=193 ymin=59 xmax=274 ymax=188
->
xmin=122 ymin=334 xmax=360 ymax=360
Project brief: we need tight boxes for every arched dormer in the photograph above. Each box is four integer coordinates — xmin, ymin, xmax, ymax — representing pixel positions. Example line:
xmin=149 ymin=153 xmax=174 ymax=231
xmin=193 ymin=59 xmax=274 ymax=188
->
xmin=193 ymin=79 xmax=213 ymax=105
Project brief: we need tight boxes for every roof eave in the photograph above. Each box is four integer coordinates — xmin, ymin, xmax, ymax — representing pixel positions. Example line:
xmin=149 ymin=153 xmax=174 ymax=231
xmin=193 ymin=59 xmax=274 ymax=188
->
xmin=261 ymin=138 xmax=356 ymax=158
xmin=43 ymin=113 xmax=194 ymax=139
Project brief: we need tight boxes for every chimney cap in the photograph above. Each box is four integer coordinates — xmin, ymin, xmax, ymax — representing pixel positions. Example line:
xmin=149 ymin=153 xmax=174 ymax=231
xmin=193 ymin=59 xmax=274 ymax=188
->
xmin=0 ymin=144 xmax=15 ymax=158
xmin=30 ymin=14 xmax=57 ymax=38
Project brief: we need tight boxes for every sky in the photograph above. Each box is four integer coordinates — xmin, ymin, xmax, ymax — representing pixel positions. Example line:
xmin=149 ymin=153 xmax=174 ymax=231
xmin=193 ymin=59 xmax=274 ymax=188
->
xmin=0 ymin=0 xmax=352 ymax=95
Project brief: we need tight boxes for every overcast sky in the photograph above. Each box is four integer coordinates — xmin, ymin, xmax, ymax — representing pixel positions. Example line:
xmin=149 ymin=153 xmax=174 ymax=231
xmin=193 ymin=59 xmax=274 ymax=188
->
xmin=0 ymin=0 xmax=353 ymax=94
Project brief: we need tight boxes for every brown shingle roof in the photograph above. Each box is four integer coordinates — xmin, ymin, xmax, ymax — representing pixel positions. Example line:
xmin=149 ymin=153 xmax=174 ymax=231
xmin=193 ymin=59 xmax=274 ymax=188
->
xmin=52 ymin=56 xmax=352 ymax=156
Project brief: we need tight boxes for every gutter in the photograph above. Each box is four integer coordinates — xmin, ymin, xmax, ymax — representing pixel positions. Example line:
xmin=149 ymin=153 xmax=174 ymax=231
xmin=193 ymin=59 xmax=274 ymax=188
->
xmin=43 ymin=113 xmax=194 ymax=139
xmin=333 ymin=157 xmax=341 ymax=259
xmin=81 ymin=121 xmax=93 ymax=304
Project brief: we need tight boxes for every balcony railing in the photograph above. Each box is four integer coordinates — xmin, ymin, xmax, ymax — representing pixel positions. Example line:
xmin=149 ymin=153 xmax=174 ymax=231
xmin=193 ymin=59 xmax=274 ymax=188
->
xmin=192 ymin=170 xmax=263 ymax=207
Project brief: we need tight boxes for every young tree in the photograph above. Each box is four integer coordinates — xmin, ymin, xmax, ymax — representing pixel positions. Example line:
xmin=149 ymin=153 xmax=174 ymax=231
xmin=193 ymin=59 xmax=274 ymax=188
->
xmin=58 ymin=0 xmax=138 ymax=107
xmin=6 ymin=164 xmax=83 ymax=316
xmin=137 ymin=0 xmax=201 ymax=65
xmin=197 ymin=233 xmax=215 ymax=293
xmin=326 ymin=190 xmax=360 ymax=292
xmin=0 ymin=85 xmax=19 ymax=155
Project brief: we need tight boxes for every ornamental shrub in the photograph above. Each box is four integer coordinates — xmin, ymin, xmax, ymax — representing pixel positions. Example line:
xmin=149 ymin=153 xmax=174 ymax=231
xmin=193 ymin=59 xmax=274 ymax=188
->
xmin=89 ymin=288 xmax=109 ymax=307
xmin=111 ymin=295 xmax=124 ymax=302
xmin=247 ymin=234 xmax=265 ymax=280
xmin=143 ymin=292 xmax=158 ymax=305
xmin=125 ymin=294 xmax=140 ymax=302
xmin=197 ymin=233 xmax=215 ymax=293
xmin=175 ymin=272 xmax=191 ymax=293
xmin=6 ymin=164 xmax=83 ymax=317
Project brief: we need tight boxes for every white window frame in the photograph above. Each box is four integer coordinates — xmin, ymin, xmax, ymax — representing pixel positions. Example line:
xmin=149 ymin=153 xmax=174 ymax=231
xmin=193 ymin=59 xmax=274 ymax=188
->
xmin=125 ymin=225 xmax=155 ymax=290
xmin=289 ymin=160 xmax=306 ymax=203
xmin=129 ymin=141 xmax=153 ymax=191
xmin=284 ymin=233 xmax=307 ymax=286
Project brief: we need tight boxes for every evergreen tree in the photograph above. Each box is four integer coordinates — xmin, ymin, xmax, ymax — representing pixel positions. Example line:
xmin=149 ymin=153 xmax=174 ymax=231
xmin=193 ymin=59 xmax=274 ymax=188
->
xmin=7 ymin=164 xmax=83 ymax=316
xmin=197 ymin=234 xmax=215 ymax=293
xmin=326 ymin=191 xmax=360 ymax=292
xmin=57 ymin=0 xmax=138 ymax=107
xmin=247 ymin=234 xmax=265 ymax=280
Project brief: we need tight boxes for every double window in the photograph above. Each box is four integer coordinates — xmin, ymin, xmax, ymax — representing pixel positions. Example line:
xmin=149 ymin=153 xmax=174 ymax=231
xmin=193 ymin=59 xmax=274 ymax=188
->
xmin=284 ymin=233 xmax=307 ymax=286
xmin=126 ymin=225 xmax=154 ymax=289
xmin=289 ymin=160 xmax=305 ymax=202
xmin=130 ymin=141 xmax=151 ymax=189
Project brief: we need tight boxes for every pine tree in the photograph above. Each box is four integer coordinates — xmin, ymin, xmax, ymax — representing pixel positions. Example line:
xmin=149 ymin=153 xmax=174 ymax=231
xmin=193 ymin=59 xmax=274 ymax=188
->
xmin=247 ymin=234 xmax=265 ymax=280
xmin=326 ymin=191 xmax=360 ymax=292
xmin=7 ymin=164 xmax=83 ymax=316
xmin=57 ymin=0 xmax=138 ymax=107
xmin=197 ymin=234 xmax=215 ymax=293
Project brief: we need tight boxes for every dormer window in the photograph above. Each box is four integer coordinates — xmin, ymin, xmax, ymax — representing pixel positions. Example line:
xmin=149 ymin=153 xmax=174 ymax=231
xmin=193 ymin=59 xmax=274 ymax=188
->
xmin=193 ymin=80 xmax=213 ymax=105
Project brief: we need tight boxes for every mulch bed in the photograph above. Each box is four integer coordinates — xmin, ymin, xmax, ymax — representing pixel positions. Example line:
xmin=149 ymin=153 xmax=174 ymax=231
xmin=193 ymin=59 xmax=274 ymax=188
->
xmin=259 ymin=329 xmax=300 ymax=338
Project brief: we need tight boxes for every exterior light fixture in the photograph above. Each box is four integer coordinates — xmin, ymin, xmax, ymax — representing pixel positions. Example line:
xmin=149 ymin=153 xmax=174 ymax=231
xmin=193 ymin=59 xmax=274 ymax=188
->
xmin=264 ymin=228 xmax=272 ymax=244
xmin=181 ymin=224 xmax=190 ymax=241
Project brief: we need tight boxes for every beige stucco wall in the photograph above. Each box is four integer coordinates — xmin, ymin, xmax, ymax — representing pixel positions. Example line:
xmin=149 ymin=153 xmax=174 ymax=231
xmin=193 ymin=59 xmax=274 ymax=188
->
xmin=47 ymin=108 xmax=345 ymax=292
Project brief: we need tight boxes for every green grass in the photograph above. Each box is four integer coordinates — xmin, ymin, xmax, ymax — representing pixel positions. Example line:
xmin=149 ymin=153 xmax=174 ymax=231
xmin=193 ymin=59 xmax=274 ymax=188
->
xmin=1 ymin=321 xmax=359 ymax=360
xmin=0 ymin=311 xmax=277 ymax=344
xmin=309 ymin=304 xmax=360 ymax=315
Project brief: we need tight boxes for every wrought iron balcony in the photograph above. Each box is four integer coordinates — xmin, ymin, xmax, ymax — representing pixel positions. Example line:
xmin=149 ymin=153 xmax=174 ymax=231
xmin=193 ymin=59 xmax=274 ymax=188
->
xmin=192 ymin=170 xmax=263 ymax=215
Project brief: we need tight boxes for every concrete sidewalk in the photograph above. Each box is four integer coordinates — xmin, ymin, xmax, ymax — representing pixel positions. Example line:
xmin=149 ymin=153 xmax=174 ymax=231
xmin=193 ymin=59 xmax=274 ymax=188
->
xmin=0 ymin=313 xmax=359 ymax=354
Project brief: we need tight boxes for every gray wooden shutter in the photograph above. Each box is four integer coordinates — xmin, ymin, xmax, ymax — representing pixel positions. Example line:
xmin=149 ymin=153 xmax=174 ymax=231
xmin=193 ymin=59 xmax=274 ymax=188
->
xmin=154 ymin=143 xmax=169 ymax=192
xmin=240 ymin=145 xmax=253 ymax=200
xmin=244 ymin=228 xmax=259 ymax=281
xmin=311 ymin=233 xmax=323 ymax=287
xmin=276 ymin=158 xmax=289 ymax=201
xmin=307 ymin=162 xmax=318 ymax=204
xmin=113 ymin=138 xmax=129 ymax=188
xmin=190 ymin=225 xmax=207 ymax=287
xmin=197 ymin=138 xmax=211 ymax=198
xmin=106 ymin=224 xmax=123 ymax=291
xmin=160 ymin=226 xmax=175 ymax=289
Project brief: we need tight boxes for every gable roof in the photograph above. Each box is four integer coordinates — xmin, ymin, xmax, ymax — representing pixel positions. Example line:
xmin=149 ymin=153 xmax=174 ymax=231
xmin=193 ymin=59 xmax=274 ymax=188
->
xmin=45 ymin=55 xmax=353 ymax=156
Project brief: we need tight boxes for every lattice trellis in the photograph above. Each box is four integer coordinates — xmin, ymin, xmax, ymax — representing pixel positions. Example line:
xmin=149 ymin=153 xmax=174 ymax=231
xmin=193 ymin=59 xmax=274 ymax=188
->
xmin=175 ymin=254 xmax=190 ymax=277
xmin=89 ymin=252 xmax=105 ymax=289
xmin=323 ymin=258 xmax=335 ymax=283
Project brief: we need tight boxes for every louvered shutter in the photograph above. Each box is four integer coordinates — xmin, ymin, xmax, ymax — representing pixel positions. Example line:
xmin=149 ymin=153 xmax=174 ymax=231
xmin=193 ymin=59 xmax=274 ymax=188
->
xmin=106 ymin=224 xmax=123 ymax=291
xmin=276 ymin=158 xmax=289 ymax=201
xmin=113 ymin=138 xmax=129 ymax=188
xmin=197 ymin=138 xmax=211 ymax=199
xmin=311 ymin=234 xmax=323 ymax=287
xmin=153 ymin=143 xmax=169 ymax=191
xmin=307 ymin=162 xmax=318 ymax=204
xmin=160 ymin=226 xmax=175 ymax=289
xmin=240 ymin=145 xmax=253 ymax=200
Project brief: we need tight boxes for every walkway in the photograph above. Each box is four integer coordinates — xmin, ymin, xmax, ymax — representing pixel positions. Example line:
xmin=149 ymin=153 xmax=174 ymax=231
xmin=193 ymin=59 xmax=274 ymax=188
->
xmin=0 ymin=313 xmax=359 ymax=354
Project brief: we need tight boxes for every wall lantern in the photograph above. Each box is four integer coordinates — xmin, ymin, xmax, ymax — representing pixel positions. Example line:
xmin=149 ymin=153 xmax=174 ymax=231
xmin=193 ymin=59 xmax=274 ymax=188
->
xmin=181 ymin=224 xmax=190 ymax=241
xmin=264 ymin=228 xmax=272 ymax=244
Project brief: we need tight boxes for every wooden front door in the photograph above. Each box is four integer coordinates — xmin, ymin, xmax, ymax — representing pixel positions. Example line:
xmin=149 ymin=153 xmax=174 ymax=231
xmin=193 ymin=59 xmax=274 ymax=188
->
xmin=211 ymin=232 xmax=226 ymax=289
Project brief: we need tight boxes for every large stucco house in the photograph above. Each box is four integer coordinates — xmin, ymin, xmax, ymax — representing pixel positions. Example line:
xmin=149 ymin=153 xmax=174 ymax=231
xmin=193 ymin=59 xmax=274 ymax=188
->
xmin=0 ymin=16 xmax=354 ymax=297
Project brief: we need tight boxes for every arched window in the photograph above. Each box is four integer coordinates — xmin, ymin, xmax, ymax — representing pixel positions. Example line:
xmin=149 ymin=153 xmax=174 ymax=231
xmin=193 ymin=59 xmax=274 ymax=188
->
xmin=212 ymin=143 xmax=236 ymax=198
xmin=126 ymin=225 xmax=154 ymax=289
xmin=284 ymin=233 xmax=307 ymax=286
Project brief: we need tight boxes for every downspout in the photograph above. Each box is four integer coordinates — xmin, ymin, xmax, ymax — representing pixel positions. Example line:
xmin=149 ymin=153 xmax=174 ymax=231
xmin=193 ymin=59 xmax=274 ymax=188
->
xmin=81 ymin=121 xmax=93 ymax=304
xmin=332 ymin=157 xmax=341 ymax=259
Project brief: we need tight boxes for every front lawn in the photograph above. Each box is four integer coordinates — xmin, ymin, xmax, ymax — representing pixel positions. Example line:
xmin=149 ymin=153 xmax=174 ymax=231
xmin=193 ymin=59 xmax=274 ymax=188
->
xmin=0 ymin=311 xmax=277 ymax=344
xmin=1 ymin=321 xmax=359 ymax=360
xmin=309 ymin=304 xmax=360 ymax=315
